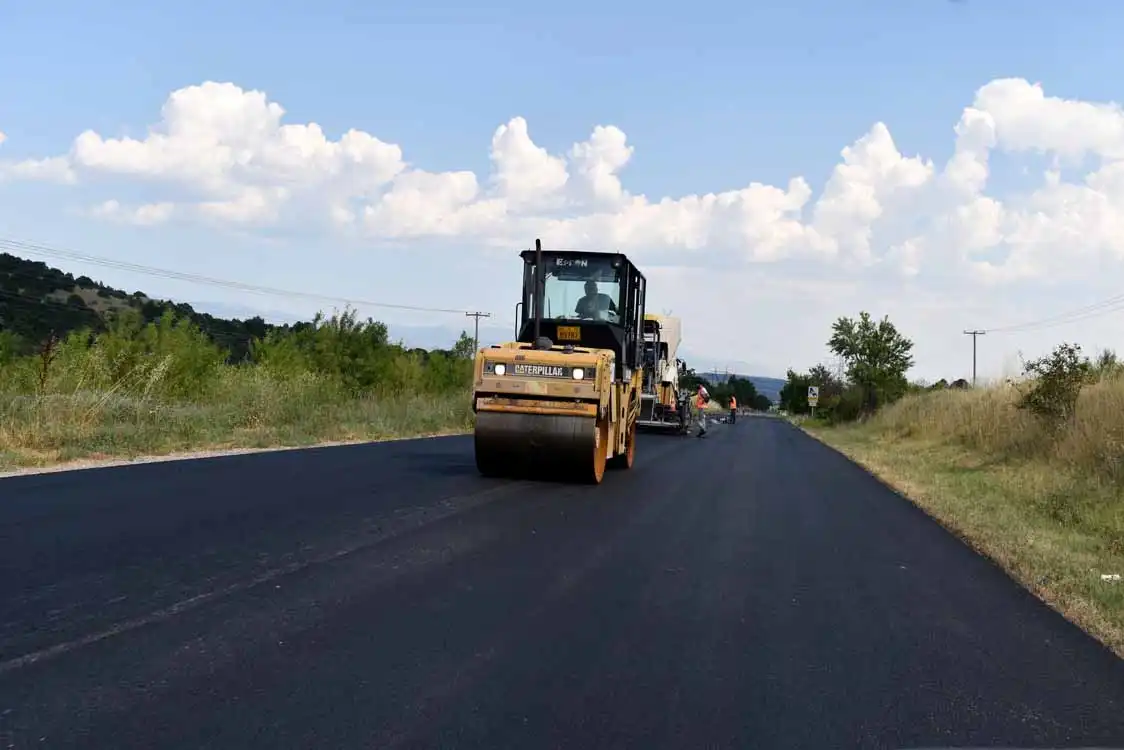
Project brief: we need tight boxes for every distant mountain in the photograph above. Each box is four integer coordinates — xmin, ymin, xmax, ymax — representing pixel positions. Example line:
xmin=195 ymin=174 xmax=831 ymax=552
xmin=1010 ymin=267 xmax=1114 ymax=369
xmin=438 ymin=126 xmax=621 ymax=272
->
xmin=676 ymin=348 xmax=779 ymax=378
xmin=696 ymin=371 xmax=785 ymax=402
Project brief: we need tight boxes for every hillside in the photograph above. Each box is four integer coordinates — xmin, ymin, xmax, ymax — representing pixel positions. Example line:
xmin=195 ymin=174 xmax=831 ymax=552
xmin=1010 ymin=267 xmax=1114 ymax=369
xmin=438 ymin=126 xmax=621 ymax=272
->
xmin=0 ymin=253 xmax=467 ymax=361
xmin=0 ymin=252 xmax=287 ymax=359
xmin=698 ymin=371 xmax=785 ymax=402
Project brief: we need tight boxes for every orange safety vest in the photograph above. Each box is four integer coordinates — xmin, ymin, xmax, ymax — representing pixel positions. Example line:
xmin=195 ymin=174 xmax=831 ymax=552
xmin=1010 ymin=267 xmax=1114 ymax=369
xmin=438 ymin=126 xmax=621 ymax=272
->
xmin=729 ymin=396 xmax=737 ymax=409
xmin=696 ymin=388 xmax=707 ymax=409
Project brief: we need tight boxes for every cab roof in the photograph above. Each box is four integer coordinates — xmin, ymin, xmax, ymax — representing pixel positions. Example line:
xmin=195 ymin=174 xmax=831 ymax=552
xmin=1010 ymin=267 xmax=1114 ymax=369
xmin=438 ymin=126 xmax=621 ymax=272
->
xmin=519 ymin=248 xmax=638 ymax=272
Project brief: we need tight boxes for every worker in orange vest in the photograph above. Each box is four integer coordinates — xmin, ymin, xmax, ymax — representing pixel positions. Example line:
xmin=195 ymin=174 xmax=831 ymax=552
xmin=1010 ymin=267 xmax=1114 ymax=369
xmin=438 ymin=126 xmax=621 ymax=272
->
xmin=695 ymin=384 xmax=710 ymax=437
xmin=729 ymin=394 xmax=737 ymax=424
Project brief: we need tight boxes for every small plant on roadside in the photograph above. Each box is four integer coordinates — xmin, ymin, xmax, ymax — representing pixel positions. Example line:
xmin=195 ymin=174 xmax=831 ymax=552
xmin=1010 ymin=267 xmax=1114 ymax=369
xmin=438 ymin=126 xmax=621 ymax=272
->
xmin=1015 ymin=342 xmax=1094 ymax=432
xmin=35 ymin=333 xmax=59 ymax=395
xmin=1093 ymin=348 xmax=1122 ymax=381
xmin=0 ymin=330 xmax=22 ymax=366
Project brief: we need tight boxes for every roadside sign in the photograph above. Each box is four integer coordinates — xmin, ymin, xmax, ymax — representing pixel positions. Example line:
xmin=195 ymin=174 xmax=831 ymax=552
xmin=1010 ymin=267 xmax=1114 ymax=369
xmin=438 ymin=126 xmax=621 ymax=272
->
xmin=807 ymin=385 xmax=819 ymax=407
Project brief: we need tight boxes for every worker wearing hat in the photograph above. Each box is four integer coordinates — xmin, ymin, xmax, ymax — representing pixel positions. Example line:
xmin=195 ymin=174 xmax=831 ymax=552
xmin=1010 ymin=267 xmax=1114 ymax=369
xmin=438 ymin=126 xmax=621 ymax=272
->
xmin=695 ymin=383 xmax=710 ymax=437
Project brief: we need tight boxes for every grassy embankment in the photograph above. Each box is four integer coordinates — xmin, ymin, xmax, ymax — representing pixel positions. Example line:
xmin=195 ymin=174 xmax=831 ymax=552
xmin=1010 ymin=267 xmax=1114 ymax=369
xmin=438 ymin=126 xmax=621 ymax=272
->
xmin=0 ymin=310 xmax=475 ymax=474
xmin=802 ymin=378 xmax=1124 ymax=658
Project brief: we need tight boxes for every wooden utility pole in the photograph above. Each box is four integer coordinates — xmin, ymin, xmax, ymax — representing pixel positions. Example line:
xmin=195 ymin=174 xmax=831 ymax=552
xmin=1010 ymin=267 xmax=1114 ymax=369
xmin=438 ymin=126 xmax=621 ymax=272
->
xmin=963 ymin=329 xmax=985 ymax=386
xmin=466 ymin=311 xmax=491 ymax=352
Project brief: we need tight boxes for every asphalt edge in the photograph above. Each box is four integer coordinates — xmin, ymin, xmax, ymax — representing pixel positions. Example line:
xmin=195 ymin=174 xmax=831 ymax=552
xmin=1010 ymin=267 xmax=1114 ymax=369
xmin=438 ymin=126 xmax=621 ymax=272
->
xmin=0 ymin=430 xmax=473 ymax=482
xmin=788 ymin=418 xmax=1124 ymax=663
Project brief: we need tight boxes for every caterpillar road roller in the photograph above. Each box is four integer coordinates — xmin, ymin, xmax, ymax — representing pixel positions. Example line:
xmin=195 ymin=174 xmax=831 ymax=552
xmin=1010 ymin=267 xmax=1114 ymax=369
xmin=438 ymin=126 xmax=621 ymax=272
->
xmin=471 ymin=239 xmax=647 ymax=484
xmin=637 ymin=313 xmax=691 ymax=434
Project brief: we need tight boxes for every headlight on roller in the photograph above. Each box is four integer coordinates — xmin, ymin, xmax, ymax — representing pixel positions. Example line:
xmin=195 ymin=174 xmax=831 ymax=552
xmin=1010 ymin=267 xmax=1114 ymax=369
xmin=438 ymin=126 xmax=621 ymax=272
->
xmin=494 ymin=363 xmax=506 ymax=376
xmin=572 ymin=368 xmax=584 ymax=380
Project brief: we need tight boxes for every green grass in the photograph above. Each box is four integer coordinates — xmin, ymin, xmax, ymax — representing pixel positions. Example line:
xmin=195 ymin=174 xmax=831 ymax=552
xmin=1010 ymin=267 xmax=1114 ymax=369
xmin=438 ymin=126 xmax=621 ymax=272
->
xmin=0 ymin=368 xmax=474 ymax=472
xmin=0 ymin=365 xmax=474 ymax=473
xmin=0 ymin=310 xmax=478 ymax=473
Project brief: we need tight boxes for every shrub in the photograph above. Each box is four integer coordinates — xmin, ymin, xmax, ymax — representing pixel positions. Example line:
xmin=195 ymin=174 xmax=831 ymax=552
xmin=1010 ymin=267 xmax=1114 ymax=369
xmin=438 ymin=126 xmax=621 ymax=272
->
xmin=1014 ymin=342 xmax=1095 ymax=433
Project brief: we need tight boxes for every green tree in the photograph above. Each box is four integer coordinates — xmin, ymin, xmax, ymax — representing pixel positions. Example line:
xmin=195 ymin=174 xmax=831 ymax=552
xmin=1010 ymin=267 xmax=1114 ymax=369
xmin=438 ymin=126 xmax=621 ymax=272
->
xmin=828 ymin=311 xmax=914 ymax=414
xmin=724 ymin=375 xmax=759 ymax=408
xmin=779 ymin=368 xmax=815 ymax=414
xmin=452 ymin=331 xmax=477 ymax=360
xmin=0 ymin=330 xmax=24 ymax=365
xmin=802 ymin=363 xmax=851 ymax=422
xmin=1093 ymin=347 xmax=1120 ymax=379
xmin=714 ymin=375 xmax=774 ymax=411
xmin=91 ymin=308 xmax=227 ymax=398
xmin=679 ymin=364 xmax=709 ymax=393
xmin=251 ymin=307 xmax=399 ymax=392
xmin=807 ymin=364 xmax=843 ymax=399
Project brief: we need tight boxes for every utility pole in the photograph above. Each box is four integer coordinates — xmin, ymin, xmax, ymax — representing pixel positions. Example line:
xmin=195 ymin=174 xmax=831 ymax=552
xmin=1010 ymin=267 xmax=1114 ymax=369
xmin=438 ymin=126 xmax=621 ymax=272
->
xmin=963 ymin=329 xmax=985 ymax=386
xmin=466 ymin=311 xmax=491 ymax=352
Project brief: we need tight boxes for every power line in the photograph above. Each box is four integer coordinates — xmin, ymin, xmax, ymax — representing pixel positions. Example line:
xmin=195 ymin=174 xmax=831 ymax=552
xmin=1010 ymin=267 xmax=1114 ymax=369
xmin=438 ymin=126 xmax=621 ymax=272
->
xmin=962 ymin=291 xmax=1124 ymax=385
xmin=982 ymin=291 xmax=1124 ymax=334
xmin=0 ymin=241 xmax=519 ymax=349
xmin=0 ymin=236 xmax=487 ymax=317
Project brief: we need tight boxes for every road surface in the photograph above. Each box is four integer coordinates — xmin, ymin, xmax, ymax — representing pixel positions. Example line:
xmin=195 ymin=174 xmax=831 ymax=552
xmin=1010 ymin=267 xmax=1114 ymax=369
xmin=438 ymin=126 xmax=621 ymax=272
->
xmin=2 ymin=418 xmax=1123 ymax=749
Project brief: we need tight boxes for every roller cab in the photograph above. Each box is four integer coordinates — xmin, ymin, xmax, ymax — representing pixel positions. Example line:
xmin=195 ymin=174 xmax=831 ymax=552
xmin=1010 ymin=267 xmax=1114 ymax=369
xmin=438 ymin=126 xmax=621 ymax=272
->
xmin=472 ymin=240 xmax=646 ymax=484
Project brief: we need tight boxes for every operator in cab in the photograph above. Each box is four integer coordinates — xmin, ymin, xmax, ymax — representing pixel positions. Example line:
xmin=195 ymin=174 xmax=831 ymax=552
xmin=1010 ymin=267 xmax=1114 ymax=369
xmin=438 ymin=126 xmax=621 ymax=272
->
xmin=575 ymin=280 xmax=618 ymax=320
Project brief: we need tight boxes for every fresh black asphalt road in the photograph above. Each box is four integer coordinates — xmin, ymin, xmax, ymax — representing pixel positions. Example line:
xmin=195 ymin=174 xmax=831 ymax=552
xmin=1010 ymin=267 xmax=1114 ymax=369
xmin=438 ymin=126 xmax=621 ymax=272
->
xmin=2 ymin=417 xmax=1124 ymax=749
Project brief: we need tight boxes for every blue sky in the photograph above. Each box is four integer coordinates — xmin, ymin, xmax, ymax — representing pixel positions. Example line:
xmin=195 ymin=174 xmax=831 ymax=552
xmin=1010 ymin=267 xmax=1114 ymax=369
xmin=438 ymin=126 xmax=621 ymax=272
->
xmin=3 ymin=0 xmax=1124 ymax=379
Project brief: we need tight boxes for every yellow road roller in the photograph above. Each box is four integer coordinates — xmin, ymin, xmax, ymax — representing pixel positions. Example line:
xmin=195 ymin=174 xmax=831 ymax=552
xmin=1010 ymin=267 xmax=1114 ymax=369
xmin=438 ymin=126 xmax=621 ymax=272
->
xmin=471 ymin=239 xmax=647 ymax=484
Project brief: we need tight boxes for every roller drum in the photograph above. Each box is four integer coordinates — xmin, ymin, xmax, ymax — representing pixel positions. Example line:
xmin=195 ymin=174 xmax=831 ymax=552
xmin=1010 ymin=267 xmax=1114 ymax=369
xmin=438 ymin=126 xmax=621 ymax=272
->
xmin=474 ymin=411 xmax=606 ymax=483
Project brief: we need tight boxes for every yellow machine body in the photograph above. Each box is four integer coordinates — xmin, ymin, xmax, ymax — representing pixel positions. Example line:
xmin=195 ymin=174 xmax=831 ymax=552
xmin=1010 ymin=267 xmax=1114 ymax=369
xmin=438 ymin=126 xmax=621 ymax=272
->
xmin=471 ymin=241 xmax=647 ymax=484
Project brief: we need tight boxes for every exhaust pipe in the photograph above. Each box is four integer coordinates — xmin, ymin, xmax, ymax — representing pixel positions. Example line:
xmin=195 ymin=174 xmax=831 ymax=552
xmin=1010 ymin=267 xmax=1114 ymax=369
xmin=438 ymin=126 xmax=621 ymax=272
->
xmin=533 ymin=238 xmax=544 ymax=343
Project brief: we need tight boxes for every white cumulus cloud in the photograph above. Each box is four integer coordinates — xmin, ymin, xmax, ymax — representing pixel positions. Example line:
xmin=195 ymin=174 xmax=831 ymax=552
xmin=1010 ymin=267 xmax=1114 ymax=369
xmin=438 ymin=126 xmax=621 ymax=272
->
xmin=88 ymin=199 xmax=176 ymax=226
xmin=5 ymin=76 xmax=1124 ymax=288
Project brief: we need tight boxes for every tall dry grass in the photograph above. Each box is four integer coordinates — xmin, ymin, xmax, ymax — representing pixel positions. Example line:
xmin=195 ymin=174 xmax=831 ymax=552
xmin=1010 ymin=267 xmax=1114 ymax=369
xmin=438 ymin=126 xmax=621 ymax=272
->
xmin=862 ymin=374 xmax=1124 ymax=556
xmin=869 ymin=373 xmax=1124 ymax=487
xmin=0 ymin=311 xmax=476 ymax=472
xmin=0 ymin=365 xmax=474 ymax=471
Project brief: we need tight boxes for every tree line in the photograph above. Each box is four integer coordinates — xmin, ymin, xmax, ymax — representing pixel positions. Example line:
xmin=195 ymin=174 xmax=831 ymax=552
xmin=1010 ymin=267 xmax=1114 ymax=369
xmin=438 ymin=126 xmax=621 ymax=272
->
xmin=680 ymin=369 xmax=773 ymax=412
xmin=778 ymin=311 xmax=983 ymax=422
xmin=778 ymin=309 xmax=1123 ymax=431
xmin=0 ymin=305 xmax=478 ymax=400
xmin=779 ymin=311 xmax=917 ymax=423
